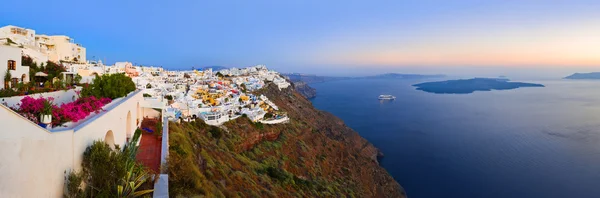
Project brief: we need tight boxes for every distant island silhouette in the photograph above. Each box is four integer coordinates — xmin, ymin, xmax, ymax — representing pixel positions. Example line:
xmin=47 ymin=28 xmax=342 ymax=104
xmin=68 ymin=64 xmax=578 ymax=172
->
xmin=564 ymin=72 xmax=600 ymax=80
xmin=283 ymin=73 xmax=445 ymax=84
xmin=413 ymin=78 xmax=544 ymax=94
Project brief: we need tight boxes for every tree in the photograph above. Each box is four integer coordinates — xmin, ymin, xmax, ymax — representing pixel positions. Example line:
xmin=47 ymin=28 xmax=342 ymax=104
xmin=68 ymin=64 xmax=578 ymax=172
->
xmin=81 ymin=73 xmax=136 ymax=99
xmin=73 ymin=74 xmax=82 ymax=85
xmin=22 ymin=56 xmax=36 ymax=68
xmin=44 ymin=61 xmax=66 ymax=80
xmin=4 ymin=68 xmax=11 ymax=89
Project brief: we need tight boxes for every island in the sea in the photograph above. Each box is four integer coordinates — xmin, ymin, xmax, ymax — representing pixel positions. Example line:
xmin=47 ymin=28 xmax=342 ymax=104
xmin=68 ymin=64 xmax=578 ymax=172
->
xmin=564 ymin=72 xmax=600 ymax=80
xmin=413 ymin=78 xmax=544 ymax=94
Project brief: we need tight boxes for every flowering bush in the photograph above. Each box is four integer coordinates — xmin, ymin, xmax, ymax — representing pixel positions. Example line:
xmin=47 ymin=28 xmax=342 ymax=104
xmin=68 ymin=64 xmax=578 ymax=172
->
xmin=53 ymin=96 xmax=112 ymax=124
xmin=16 ymin=96 xmax=112 ymax=127
xmin=19 ymin=96 xmax=55 ymax=115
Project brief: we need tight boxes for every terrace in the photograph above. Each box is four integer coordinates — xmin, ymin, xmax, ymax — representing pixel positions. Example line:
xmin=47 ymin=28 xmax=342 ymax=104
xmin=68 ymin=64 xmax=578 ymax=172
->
xmin=1 ymin=89 xmax=142 ymax=132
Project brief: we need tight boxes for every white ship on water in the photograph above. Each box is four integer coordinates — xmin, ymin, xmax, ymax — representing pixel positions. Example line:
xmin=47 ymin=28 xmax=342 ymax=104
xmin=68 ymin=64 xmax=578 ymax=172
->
xmin=378 ymin=95 xmax=396 ymax=100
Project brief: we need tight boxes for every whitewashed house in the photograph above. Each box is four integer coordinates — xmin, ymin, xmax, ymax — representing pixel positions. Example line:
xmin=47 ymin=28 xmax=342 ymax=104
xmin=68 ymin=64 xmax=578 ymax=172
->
xmin=0 ymin=45 xmax=29 ymax=89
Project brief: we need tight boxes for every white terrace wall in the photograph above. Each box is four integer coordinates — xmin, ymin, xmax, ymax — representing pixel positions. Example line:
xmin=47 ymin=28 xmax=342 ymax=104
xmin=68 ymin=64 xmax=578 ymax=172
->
xmin=142 ymin=107 xmax=161 ymax=118
xmin=0 ymin=104 xmax=74 ymax=197
xmin=70 ymin=91 xmax=143 ymax=170
xmin=0 ymin=90 xmax=143 ymax=197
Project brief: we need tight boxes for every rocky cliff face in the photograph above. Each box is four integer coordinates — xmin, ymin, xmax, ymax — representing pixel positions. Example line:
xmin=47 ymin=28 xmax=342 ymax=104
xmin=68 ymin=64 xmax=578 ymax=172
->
xmin=291 ymin=81 xmax=317 ymax=99
xmin=168 ymin=83 xmax=405 ymax=198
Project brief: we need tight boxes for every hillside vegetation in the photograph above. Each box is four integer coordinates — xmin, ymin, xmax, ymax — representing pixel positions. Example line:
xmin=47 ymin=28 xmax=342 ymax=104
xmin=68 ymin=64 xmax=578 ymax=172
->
xmin=168 ymin=83 xmax=405 ymax=197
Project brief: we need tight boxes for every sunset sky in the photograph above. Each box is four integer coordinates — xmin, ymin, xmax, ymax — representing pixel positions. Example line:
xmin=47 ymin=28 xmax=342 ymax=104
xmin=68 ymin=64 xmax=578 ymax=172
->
xmin=1 ymin=0 xmax=599 ymax=76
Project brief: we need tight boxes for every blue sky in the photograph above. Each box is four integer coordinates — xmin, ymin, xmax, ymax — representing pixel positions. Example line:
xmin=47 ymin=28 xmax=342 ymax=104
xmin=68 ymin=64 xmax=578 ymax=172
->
xmin=2 ymin=0 xmax=600 ymax=76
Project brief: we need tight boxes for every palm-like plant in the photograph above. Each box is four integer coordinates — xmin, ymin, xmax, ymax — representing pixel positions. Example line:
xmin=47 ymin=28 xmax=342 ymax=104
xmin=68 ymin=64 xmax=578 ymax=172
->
xmin=116 ymin=129 xmax=153 ymax=197
xmin=116 ymin=165 xmax=154 ymax=197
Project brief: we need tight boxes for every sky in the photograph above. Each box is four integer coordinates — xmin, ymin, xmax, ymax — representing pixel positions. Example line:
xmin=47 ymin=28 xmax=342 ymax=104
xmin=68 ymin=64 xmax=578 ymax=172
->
xmin=1 ymin=0 xmax=600 ymax=77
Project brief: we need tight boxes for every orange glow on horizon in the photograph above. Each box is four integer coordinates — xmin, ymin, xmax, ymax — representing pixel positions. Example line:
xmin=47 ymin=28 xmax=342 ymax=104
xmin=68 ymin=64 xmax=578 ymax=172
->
xmin=314 ymin=19 xmax=600 ymax=67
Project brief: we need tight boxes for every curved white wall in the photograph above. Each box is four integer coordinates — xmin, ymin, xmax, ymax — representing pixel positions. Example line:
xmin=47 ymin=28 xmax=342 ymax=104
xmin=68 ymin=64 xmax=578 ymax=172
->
xmin=0 ymin=90 xmax=143 ymax=197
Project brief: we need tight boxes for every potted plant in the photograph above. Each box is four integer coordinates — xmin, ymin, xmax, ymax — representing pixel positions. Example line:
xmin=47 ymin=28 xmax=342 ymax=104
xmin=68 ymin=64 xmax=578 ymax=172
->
xmin=40 ymin=99 xmax=53 ymax=124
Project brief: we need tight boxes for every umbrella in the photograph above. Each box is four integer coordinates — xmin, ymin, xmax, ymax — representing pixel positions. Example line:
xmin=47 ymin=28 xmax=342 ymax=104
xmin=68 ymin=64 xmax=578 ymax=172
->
xmin=35 ymin=72 xmax=48 ymax=77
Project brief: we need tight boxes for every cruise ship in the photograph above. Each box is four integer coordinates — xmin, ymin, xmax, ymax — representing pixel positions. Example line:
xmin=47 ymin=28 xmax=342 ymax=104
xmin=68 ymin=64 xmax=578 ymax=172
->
xmin=378 ymin=95 xmax=396 ymax=100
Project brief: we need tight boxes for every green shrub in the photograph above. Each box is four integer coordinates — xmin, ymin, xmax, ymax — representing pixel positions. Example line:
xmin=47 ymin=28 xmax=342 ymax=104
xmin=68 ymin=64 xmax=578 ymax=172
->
xmin=209 ymin=126 xmax=222 ymax=139
xmin=80 ymin=141 xmax=127 ymax=197
xmin=81 ymin=73 xmax=136 ymax=99
xmin=64 ymin=137 xmax=153 ymax=198
xmin=253 ymin=122 xmax=264 ymax=130
xmin=64 ymin=170 xmax=84 ymax=198
xmin=265 ymin=166 xmax=291 ymax=182
xmin=73 ymin=74 xmax=82 ymax=85
xmin=155 ymin=120 xmax=163 ymax=137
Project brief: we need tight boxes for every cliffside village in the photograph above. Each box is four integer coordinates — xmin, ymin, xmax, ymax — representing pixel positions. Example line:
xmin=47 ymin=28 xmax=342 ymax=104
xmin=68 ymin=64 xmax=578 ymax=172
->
xmin=0 ymin=24 xmax=291 ymax=126
xmin=0 ymin=25 xmax=292 ymax=197
xmin=138 ymin=65 xmax=291 ymax=125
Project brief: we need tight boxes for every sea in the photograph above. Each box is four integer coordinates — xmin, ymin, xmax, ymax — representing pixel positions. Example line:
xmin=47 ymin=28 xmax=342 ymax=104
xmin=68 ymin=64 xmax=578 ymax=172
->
xmin=309 ymin=78 xmax=600 ymax=198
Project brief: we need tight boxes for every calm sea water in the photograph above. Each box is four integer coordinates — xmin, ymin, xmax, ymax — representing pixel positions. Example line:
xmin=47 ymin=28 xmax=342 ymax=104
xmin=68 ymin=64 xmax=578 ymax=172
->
xmin=310 ymin=78 xmax=600 ymax=198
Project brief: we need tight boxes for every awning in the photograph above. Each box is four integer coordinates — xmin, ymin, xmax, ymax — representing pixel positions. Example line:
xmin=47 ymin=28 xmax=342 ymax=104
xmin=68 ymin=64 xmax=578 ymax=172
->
xmin=35 ymin=72 xmax=48 ymax=77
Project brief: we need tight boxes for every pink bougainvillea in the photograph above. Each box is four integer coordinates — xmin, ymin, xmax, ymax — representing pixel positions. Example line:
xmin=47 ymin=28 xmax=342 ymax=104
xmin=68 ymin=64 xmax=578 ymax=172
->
xmin=18 ymin=96 xmax=55 ymax=115
xmin=17 ymin=96 xmax=112 ymax=127
xmin=53 ymin=96 xmax=112 ymax=124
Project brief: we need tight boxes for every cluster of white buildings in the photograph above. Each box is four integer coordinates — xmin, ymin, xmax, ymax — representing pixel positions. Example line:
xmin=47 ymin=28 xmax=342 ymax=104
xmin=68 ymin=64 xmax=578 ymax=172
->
xmin=0 ymin=24 xmax=294 ymax=197
xmin=0 ymin=25 xmax=86 ymax=64
xmin=134 ymin=65 xmax=291 ymax=125
xmin=0 ymin=25 xmax=165 ymax=86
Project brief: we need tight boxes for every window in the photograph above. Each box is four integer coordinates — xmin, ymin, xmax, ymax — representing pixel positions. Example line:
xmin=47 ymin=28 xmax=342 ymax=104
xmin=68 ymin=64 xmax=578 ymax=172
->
xmin=11 ymin=78 xmax=18 ymax=87
xmin=7 ymin=60 xmax=16 ymax=70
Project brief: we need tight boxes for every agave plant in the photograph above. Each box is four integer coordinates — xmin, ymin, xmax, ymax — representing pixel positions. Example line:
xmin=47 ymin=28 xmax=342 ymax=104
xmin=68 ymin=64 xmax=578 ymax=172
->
xmin=116 ymin=129 xmax=152 ymax=197
xmin=116 ymin=165 xmax=154 ymax=197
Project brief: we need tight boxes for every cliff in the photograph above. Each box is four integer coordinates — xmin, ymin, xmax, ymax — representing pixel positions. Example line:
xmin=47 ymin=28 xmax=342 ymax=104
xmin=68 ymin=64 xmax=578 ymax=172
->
xmin=168 ymin=83 xmax=405 ymax=197
xmin=291 ymin=81 xmax=317 ymax=99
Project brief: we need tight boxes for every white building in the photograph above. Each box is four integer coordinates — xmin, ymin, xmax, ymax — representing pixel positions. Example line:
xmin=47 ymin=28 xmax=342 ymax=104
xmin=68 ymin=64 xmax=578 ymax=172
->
xmin=0 ymin=45 xmax=29 ymax=89
xmin=141 ymin=66 xmax=163 ymax=76
xmin=0 ymin=25 xmax=36 ymax=48
xmin=0 ymin=25 xmax=87 ymax=65
xmin=36 ymin=35 xmax=87 ymax=64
